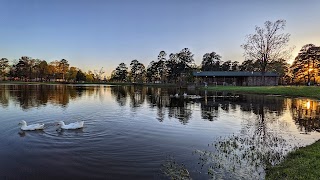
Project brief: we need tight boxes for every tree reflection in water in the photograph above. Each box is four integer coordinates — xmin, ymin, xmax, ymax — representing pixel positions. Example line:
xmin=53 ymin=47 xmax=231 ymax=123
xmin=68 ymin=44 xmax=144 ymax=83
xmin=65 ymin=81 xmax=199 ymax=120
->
xmin=111 ymin=86 xmax=194 ymax=124
xmin=0 ymin=84 xmax=97 ymax=109
xmin=290 ymin=98 xmax=320 ymax=133
xmin=110 ymin=85 xmax=128 ymax=106
xmin=193 ymin=96 xmax=298 ymax=179
xmin=2 ymin=85 xmax=320 ymax=132
xmin=195 ymin=127 xmax=295 ymax=179
xmin=0 ymin=85 xmax=9 ymax=108
xmin=159 ymin=94 xmax=320 ymax=179
xmin=2 ymin=85 xmax=320 ymax=179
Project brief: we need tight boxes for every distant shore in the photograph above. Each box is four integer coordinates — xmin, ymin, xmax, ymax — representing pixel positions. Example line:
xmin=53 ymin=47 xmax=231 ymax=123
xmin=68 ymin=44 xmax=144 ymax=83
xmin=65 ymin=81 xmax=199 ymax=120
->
xmin=0 ymin=81 xmax=177 ymax=87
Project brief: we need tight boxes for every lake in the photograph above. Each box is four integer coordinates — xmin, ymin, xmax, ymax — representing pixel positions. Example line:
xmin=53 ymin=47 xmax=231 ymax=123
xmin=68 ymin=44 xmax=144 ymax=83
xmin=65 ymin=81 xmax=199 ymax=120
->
xmin=0 ymin=84 xmax=320 ymax=179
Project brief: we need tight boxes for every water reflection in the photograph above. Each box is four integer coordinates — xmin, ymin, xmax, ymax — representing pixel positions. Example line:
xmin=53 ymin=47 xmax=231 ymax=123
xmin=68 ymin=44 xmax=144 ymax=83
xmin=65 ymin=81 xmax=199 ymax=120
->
xmin=2 ymin=85 xmax=320 ymax=131
xmin=18 ymin=131 xmax=26 ymax=137
xmin=56 ymin=128 xmax=84 ymax=136
xmin=18 ymin=130 xmax=45 ymax=137
xmin=0 ymin=84 xmax=107 ymax=109
xmin=191 ymin=95 xmax=320 ymax=179
xmin=152 ymin=93 xmax=296 ymax=179
xmin=195 ymin=108 xmax=295 ymax=179
xmin=1 ymin=84 xmax=320 ymax=179
xmin=291 ymin=98 xmax=320 ymax=133
xmin=0 ymin=85 xmax=81 ymax=109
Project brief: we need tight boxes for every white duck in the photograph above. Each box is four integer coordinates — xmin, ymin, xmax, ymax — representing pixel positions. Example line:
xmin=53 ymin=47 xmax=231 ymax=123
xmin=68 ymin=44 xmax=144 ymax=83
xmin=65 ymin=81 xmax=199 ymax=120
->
xmin=19 ymin=120 xmax=45 ymax=131
xmin=56 ymin=121 xmax=84 ymax=130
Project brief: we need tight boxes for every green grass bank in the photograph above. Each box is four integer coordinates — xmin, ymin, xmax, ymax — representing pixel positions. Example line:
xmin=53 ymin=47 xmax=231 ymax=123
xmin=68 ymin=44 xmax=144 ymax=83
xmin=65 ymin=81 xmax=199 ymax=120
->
xmin=204 ymin=86 xmax=320 ymax=99
xmin=266 ymin=140 xmax=320 ymax=180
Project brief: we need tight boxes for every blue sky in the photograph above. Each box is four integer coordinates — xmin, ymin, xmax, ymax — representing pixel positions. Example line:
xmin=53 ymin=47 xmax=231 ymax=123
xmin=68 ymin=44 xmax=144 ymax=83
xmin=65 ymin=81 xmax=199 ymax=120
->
xmin=0 ymin=0 xmax=319 ymax=75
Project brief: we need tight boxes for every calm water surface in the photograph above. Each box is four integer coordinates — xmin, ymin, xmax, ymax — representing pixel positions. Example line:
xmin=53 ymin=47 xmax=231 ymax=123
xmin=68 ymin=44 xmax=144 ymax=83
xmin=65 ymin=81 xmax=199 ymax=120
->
xmin=0 ymin=84 xmax=320 ymax=179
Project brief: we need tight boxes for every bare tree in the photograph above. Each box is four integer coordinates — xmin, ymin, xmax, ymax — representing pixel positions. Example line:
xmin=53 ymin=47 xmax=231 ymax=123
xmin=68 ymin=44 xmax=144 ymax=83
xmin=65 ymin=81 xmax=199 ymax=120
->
xmin=241 ymin=20 xmax=292 ymax=85
xmin=94 ymin=67 xmax=105 ymax=81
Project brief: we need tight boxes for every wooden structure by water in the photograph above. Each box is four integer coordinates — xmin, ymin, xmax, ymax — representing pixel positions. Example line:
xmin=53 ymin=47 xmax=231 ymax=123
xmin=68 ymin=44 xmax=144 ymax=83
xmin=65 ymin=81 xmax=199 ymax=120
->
xmin=193 ymin=71 xmax=279 ymax=86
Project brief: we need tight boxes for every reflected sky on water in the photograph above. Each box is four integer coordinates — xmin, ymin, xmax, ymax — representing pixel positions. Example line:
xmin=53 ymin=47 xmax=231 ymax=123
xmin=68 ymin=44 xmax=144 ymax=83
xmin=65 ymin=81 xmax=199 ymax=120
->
xmin=0 ymin=84 xmax=319 ymax=179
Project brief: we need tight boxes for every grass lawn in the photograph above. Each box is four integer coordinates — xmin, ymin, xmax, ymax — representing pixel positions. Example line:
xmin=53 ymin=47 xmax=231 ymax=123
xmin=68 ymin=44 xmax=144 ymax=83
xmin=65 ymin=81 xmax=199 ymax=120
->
xmin=266 ymin=140 xmax=320 ymax=180
xmin=204 ymin=86 xmax=320 ymax=99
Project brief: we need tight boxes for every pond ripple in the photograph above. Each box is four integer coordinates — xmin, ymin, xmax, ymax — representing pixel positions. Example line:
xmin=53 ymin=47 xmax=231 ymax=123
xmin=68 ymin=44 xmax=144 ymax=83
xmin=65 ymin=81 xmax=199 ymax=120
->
xmin=0 ymin=84 xmax=320 ymax=179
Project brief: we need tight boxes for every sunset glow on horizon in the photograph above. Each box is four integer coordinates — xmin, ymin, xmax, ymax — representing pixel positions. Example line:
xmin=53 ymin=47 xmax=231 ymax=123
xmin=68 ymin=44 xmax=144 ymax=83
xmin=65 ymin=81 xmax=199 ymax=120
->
xmin=0 ymin=0 xmax=319 ymax=75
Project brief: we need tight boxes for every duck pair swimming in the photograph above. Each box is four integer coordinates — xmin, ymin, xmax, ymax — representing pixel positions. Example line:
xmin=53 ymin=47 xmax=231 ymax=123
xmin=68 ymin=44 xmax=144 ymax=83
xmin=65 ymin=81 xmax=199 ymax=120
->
xmin=18 ymin=120 xmax=84 ymax=131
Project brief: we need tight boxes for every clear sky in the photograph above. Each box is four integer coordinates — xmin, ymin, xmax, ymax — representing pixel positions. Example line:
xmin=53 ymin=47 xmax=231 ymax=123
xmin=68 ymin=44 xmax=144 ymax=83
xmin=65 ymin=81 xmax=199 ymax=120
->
xmin=0 ymin=0 xmax=319 ymax=76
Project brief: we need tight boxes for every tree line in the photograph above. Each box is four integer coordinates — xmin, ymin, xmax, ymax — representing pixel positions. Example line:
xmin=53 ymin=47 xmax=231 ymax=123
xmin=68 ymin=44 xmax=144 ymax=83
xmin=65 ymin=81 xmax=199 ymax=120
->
xmin=110 ymin=20 xmax=319 ymax=85
xmin=0 ymin=57 xmax=105 ymax=82
xmin=1 ymin=20 xmax=319 ymax=85
xmin=109 ymin=48 xmax=289 ymax=84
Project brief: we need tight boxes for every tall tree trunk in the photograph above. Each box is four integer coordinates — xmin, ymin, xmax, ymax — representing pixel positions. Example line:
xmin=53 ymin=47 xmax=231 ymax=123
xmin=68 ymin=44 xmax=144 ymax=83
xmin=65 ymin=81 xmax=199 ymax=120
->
xmin=307 ymin=59 xmax=311 ymax=86
xmin=261 ymin=63 xmax=266 ymax=86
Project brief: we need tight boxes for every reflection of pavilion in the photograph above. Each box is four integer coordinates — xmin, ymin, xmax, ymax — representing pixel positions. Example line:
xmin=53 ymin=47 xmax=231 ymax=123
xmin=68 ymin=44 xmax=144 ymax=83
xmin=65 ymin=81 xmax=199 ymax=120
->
xmin=197 ymin=93 xmax=291 ymax=130
xmin=291 ymin=99 xmax=320 ymax=132
xmin=200 ymin=92 xmax=235 ymax=121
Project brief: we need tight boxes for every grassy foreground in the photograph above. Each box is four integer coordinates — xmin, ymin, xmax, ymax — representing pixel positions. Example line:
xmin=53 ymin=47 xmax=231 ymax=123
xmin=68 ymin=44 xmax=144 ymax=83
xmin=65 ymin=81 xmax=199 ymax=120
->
xmin=204 ymin=86 xmax=320 ymax=99
xmin=266 ymin=140 xmax=320 ymax=180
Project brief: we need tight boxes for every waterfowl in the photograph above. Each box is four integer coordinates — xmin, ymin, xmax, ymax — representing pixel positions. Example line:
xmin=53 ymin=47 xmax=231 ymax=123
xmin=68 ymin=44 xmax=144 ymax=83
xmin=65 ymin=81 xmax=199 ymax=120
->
xmin=19 ymin=120 xmax=45 ymax=131
xmin=189 ymin=95 xmax=202 ymax=100
xmin=56 ymin=121 xmax=84 ymax=130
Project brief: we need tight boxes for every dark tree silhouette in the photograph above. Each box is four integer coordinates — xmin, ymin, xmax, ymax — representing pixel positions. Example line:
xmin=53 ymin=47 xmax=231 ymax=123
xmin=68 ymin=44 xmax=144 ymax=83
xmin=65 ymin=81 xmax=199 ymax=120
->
xmin=201 ymin=52 xmax=222 ymax=71
xmin=291 ymin=44 xmax=320 ymax=85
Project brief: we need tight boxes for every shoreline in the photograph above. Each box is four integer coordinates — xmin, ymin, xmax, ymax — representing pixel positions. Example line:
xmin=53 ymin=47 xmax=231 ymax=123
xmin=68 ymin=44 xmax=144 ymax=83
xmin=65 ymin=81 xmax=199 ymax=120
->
xmin=0 ymin=81 xmax=177 ymax=87
xmin=266 ymin=140 xmax=320 ymax=180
